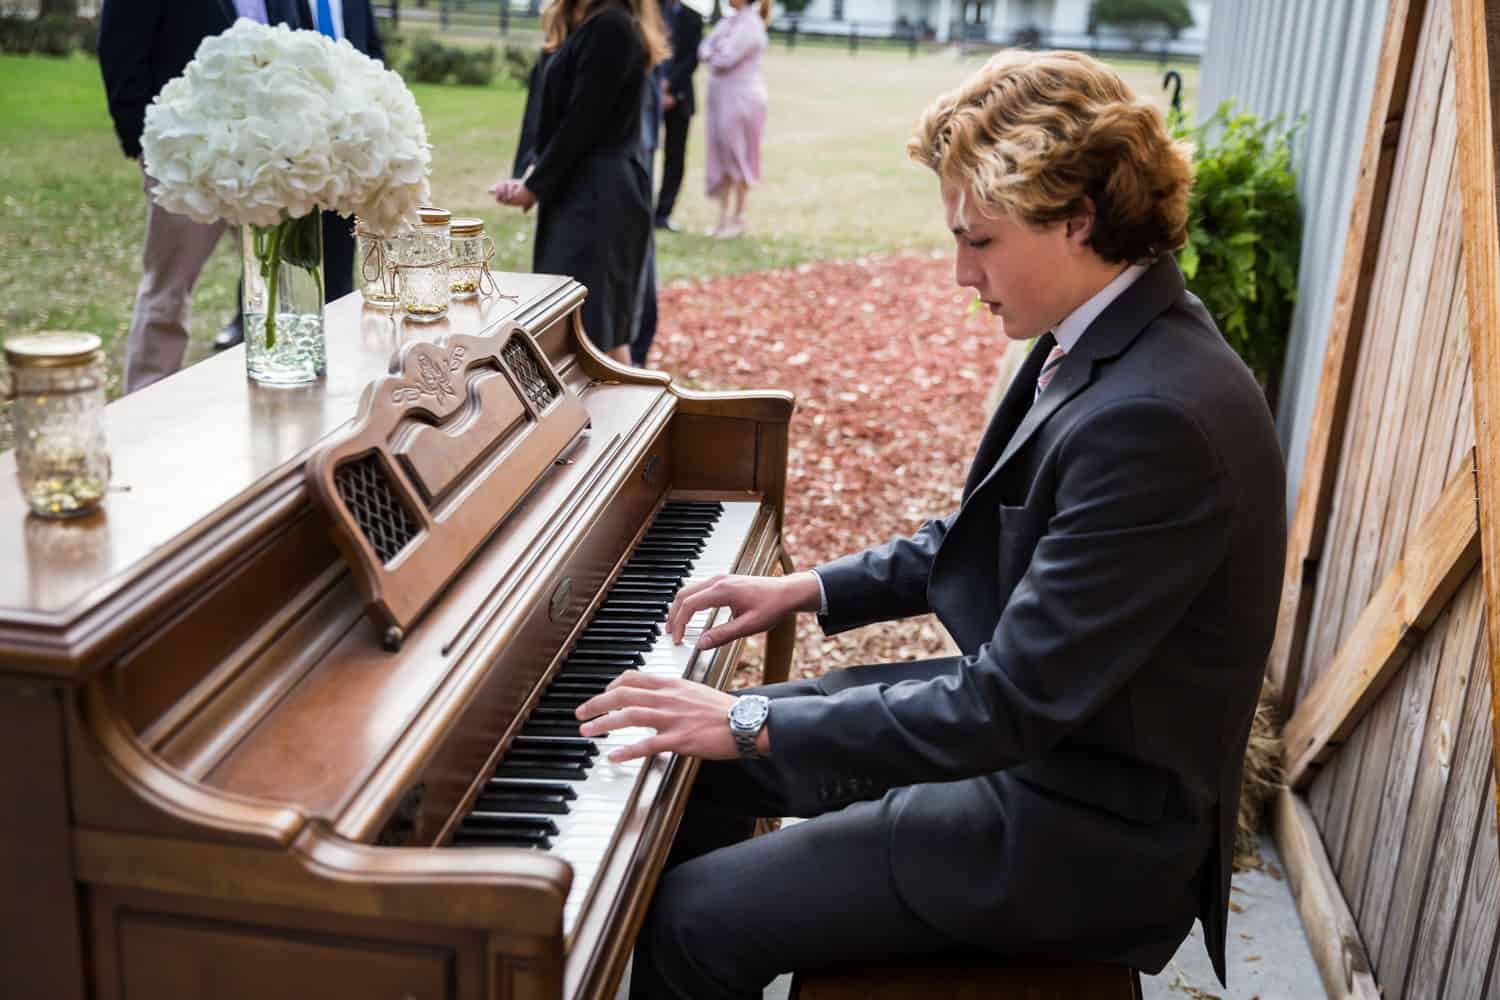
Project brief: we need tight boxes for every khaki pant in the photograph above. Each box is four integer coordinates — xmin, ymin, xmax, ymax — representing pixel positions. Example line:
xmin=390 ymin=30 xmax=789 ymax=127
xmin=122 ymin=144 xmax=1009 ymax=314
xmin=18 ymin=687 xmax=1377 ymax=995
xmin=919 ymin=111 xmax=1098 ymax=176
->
xmin=123 ymin=169 xmax=226 ymax=393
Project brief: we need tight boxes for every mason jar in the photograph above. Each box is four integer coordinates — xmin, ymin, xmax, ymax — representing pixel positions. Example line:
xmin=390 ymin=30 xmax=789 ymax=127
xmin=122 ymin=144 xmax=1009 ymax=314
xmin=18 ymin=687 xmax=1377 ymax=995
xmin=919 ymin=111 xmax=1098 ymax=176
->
xmin=355 ymin=218 xmax=403 ymax=309
xmin=398 ymin=206 xmax=452 ymax=323
xmin=448 ymin=217 xmax=494 ymax=300
xmin=3 ymin=332 xmax=111 ymax=518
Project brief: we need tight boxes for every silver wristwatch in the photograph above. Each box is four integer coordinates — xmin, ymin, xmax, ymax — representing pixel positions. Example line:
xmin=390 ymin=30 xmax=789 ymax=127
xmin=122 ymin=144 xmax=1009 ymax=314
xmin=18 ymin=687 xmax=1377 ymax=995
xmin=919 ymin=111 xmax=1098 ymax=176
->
xmin=727 ymin=694 xmax=771 ymax=759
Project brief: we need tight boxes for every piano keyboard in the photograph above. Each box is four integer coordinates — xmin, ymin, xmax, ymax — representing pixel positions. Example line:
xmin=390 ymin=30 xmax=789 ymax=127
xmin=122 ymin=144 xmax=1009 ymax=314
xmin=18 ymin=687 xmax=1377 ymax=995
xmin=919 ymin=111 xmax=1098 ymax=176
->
xmin=448 ymin=499 xmax=761 ymax=931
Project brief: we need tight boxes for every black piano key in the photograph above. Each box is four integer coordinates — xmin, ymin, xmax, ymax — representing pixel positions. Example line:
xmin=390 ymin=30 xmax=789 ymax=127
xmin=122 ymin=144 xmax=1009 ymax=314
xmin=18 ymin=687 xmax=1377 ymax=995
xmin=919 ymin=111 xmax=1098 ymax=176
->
xmin=450 ymin=831 xmax=550 ymax=849
xmin=573 ymin=639 xmax=653 ymax=654
xmin=478 ymin=781 xmax=575 ymax=815
xmin=614 ymin=573 xmax=684 ymax=587
xmin=600 ymin=600 xmax=669 ymax=615
xmin=633 ymin=542 xmax=705 ymax=555
xmin=584 ymin=618 xmax=660 ymax=632
xmin=512 ymin=736 xmax=599 ymax=756
xmin=665 ymin=501 xmax=723 ymax=512
xmin=604 ymin=583 xmax=681 ymax=598
xmin=567 ymin=650 xmax=645 ymax=667
xmin=641 ymin=530 xmax=705 ymax=546
xmin=503 ymin=747 xmax=594 ymax=768
xmin=464 ymin=814 xmax=560 ymax=835
xmin=532 ymin=706 xmax=589 ymax=723
xmin=560 ymin=667 xmax=636 ymax=683
xmin=497 ymin=756 xmax=590 ymax=778
xmin=546 ymin=679 xmax=613 ymax=695
xmin=513 ymin=722 xmax=588 ymax=746
xmin=540 ymin=696 xmax=593 ymax=713
xmin=651 ymin=515 xmax=718 ymax=528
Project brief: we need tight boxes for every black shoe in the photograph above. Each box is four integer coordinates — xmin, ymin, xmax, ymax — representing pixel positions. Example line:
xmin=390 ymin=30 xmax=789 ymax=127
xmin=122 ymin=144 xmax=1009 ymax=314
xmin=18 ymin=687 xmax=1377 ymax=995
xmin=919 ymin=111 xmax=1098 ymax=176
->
xmin=654 ymin=217 xmax=681 ymax=233
xmin=213 ymin=317 xmax=244 ymax=351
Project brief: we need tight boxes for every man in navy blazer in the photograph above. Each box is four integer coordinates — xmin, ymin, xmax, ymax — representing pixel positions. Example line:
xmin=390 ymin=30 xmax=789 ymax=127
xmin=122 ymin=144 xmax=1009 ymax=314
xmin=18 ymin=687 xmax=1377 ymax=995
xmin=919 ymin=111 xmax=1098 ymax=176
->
xmin=100 ymin=0 xmax=302 ymax=390
xmin=580 ymin=51 xmax=1288 ymax=1000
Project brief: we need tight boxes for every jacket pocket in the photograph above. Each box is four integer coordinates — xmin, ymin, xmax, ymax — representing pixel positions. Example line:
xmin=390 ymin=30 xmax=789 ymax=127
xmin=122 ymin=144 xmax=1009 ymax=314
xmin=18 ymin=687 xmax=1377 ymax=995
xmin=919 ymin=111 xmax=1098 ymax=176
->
xmin=1010 ymin=756 xmax=1170 ymax=826
xmin=996 ymin=503 xmax=1045 ymax=595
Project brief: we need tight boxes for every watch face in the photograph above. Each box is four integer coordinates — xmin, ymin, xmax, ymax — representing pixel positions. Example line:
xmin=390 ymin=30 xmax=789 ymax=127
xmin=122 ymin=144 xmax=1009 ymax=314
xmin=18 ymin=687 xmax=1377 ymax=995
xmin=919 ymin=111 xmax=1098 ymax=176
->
xmin=730 ymin=695 xmax=768 ymax=728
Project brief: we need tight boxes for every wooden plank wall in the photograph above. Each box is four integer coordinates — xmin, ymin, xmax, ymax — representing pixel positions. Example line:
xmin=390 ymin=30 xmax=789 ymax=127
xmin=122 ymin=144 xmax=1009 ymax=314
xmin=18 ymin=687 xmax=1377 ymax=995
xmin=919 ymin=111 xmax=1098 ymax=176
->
xmin=1274 ymin=0 xmax=1500 ymax=994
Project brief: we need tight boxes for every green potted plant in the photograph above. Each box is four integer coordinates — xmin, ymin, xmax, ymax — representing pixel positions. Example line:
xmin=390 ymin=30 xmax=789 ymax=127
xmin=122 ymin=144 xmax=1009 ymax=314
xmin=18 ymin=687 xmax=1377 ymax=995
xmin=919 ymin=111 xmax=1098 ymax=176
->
xmin=1172 ymin=102 xmax=1302 ymax=411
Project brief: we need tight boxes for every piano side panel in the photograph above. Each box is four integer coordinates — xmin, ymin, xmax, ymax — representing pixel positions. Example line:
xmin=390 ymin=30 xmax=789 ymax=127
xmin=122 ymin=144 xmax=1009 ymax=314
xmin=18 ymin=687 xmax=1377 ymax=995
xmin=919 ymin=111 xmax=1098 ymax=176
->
xmin=0 ymin=680 xmax=86 ymax=1000
xmin=670 ymin=415 xmax=759 ymax=492
xmin=86 ymin=885 xmax=500 ymax=1000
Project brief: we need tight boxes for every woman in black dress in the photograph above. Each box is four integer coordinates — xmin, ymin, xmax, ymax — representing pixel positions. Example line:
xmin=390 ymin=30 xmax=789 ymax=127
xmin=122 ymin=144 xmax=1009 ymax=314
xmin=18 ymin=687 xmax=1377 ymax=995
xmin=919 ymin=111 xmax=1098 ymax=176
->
xmin=492 ymin=0 xmax=668 ymax=363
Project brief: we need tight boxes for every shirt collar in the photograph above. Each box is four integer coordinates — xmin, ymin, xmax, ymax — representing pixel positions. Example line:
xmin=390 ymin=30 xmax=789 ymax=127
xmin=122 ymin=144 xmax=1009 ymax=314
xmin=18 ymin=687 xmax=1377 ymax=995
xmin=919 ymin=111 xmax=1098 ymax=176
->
xmin=1051 ymin=262 xmax=1149 ymax=354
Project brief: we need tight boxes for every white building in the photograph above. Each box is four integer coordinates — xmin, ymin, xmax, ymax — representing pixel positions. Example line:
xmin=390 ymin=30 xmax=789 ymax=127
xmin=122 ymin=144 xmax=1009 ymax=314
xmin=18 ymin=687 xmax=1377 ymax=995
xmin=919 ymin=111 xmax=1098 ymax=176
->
xmin=776 ymin=0 xmax=1213 ymax=55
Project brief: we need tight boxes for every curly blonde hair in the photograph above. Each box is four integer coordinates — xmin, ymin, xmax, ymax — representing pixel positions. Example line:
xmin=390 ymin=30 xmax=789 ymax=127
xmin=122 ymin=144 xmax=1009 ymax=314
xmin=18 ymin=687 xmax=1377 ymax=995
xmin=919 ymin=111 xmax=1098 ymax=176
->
xmin=908 ymin=50 xmax=1193 ymax=263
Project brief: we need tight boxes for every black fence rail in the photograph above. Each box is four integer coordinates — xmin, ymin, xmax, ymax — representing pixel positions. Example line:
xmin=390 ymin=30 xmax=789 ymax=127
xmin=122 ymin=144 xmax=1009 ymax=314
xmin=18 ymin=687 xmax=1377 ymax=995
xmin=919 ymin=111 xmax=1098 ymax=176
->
xmin=372 ymin=2 xmax=1200 ymax=65
xmin=375 ymin=1 xmax=541 ymax=38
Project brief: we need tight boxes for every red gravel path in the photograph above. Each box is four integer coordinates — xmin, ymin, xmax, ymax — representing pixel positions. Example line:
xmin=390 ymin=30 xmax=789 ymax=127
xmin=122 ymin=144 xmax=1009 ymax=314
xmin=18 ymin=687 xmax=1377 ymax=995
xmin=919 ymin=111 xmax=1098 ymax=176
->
xmin=650 ymin=250 xmax=1016 ymax=683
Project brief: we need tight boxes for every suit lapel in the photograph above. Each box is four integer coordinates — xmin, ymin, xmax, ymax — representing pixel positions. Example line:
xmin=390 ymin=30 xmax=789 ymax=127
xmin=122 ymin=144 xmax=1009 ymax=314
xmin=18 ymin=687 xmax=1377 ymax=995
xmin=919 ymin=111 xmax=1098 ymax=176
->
xmin=216 ymin=0 xmax=239 ymax=24
xmin=967 ymin=256 xmax=1188 ymax=499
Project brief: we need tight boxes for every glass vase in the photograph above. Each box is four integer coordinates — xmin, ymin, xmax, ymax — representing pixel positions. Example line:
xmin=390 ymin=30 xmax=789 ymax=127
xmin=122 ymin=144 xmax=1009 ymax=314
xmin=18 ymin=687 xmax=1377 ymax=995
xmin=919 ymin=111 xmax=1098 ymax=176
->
xmin=242 ymin=214 xmax=326 ymax=386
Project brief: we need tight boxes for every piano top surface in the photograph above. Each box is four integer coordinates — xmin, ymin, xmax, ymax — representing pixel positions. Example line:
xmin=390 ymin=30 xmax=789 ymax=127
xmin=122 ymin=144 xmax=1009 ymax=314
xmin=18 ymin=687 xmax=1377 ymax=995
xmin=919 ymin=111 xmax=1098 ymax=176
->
xmin=0 ymin=275 xmax=578 ymax=654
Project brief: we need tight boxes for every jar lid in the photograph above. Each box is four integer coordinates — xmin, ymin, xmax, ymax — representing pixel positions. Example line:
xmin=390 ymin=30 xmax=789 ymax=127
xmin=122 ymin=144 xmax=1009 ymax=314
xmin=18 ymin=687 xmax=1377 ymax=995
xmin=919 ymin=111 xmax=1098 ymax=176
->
xmin=449 ymin=216 xmax=485 ymax=237
xmin=417 ymin=206 xmax=452 ymax=227
xmin=4 ymin=331 xmax=103 ymax=368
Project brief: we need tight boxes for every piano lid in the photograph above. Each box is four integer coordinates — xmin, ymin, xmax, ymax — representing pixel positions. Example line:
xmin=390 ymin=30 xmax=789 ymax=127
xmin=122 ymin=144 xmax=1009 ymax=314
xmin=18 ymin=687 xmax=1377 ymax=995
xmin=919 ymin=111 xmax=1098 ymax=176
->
xmin=0 ymin=275 xmax=584 ymax=676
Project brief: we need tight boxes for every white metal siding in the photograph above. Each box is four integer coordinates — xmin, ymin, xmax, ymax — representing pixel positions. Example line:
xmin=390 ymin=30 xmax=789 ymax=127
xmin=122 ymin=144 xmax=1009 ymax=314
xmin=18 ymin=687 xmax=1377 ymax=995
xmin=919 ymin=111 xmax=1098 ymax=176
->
xmin=1197 ymin=0 xmax=1389 ymax=515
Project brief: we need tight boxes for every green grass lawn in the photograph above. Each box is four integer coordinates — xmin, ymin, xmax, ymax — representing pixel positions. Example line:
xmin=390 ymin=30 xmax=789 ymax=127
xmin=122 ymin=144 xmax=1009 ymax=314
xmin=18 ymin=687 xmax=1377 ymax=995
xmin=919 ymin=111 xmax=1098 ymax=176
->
xmin=0 ymin=46 xmax=1196 ymax=394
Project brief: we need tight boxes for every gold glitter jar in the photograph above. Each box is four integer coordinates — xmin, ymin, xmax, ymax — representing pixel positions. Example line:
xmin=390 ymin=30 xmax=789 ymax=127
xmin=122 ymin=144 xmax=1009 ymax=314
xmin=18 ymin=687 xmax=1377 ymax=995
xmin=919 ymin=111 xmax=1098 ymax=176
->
xmin=397 ymin=206 xmax=452 ymax=323
xmin=448 ymin=217 xmax=495 ymax=299
xmin=3 ymin=332 xmax=111 ymax=518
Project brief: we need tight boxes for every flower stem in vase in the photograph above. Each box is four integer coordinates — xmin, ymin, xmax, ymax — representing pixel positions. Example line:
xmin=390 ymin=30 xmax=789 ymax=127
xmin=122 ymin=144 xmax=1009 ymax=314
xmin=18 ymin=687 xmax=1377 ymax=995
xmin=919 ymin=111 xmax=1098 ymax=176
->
xmin=257 ymin=222 xmax=285 ymax=350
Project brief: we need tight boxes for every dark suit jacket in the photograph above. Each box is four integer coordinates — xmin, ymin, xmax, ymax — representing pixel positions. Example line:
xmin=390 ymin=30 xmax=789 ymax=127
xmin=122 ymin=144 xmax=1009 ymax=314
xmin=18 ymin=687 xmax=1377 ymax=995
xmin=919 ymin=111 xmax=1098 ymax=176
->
xmin=767 ymin=257 xmax=1286 ymax=982
xmin=662 ymin=1 xmax=702 ymax=117
xmin=98 ymin=0 xmax=301 ymax=159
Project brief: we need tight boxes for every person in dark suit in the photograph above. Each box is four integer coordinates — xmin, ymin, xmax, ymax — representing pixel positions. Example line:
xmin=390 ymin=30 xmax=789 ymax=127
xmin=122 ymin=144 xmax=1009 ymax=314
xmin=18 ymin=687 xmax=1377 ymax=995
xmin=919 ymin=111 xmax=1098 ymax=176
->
xmin=100 ymin=0 xmax=302 ymax=389
xmin=578 ymin=50 xmax=1288 ymax=999
xmin=654 ymin=0 xmax=702 ymax=232
xmin=492 ymin=0 xmax=669 ymax=363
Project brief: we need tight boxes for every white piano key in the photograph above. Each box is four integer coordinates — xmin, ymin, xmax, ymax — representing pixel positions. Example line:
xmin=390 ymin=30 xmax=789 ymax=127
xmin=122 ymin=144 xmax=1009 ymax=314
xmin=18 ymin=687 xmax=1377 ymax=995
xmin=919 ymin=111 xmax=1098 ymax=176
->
xmin=503 ymin=500 xmax=761 ymax=932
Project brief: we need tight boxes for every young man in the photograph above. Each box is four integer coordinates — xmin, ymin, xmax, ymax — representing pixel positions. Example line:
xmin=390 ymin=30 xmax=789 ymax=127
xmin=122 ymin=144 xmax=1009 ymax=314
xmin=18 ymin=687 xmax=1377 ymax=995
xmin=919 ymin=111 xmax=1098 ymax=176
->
xmin=581 ymin=51 xmax=1288 ymax=998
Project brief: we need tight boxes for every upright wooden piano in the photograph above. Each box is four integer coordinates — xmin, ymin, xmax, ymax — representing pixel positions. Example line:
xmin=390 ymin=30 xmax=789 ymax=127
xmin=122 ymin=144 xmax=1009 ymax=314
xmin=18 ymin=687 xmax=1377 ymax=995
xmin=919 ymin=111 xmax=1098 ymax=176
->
xmin=0 ymin=275 xmax=795 ymax=1000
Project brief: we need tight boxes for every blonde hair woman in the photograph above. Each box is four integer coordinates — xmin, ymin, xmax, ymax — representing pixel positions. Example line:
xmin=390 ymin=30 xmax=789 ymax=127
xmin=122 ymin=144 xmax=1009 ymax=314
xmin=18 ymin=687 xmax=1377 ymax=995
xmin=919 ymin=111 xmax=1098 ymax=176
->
xmin=589 ymin=50 xmax=1285 ymax=999
xmin=491 ymin=0 xmax=668 ymax=362
xmin=698 ymin=0 xmax=770 ymax=238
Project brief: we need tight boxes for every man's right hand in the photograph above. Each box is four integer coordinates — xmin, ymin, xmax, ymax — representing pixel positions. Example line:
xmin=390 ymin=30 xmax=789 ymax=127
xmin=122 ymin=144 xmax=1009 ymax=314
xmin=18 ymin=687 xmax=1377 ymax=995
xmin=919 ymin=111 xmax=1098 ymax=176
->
xmin=665 ymin=571 xmax=823 ymax=651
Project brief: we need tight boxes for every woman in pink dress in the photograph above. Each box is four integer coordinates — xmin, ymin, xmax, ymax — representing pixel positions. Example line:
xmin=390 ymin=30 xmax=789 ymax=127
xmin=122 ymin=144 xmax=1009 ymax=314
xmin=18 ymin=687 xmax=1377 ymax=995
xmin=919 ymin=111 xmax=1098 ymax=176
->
xmin=699 ymin=0 xmax=769 ymax=238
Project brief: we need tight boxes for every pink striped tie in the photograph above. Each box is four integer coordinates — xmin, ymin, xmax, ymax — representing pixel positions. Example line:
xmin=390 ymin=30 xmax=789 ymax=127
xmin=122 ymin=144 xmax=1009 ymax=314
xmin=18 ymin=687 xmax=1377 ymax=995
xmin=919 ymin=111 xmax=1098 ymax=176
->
xmin=1034 ymin=343 xmax=1067 ymax=401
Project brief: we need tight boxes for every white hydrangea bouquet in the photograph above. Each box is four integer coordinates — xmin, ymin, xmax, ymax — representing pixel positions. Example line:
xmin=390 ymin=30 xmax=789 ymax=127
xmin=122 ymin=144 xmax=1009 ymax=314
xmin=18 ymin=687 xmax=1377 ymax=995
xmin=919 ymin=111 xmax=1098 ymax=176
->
xmin=141 ymin=19 xmax=431 ymax=381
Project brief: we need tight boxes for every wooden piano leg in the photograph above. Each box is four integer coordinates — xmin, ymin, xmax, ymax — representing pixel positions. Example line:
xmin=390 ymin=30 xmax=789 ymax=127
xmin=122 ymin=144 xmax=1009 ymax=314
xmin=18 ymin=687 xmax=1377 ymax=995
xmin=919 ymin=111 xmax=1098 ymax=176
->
xmin=762 ymin=548 xmax=798 ymax=687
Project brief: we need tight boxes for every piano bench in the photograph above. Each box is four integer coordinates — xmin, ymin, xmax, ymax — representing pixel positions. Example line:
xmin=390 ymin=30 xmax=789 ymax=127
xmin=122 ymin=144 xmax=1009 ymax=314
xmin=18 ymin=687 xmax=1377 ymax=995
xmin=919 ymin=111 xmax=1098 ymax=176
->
xmin=788 ymin=955 xmax=1143 ymax=999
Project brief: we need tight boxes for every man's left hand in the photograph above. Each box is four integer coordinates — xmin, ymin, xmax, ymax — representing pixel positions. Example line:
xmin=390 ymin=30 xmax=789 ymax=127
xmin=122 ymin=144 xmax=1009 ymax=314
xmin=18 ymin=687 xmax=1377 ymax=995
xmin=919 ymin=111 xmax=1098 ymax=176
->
xmin=575 ymin=672 xmax=768 ymax=763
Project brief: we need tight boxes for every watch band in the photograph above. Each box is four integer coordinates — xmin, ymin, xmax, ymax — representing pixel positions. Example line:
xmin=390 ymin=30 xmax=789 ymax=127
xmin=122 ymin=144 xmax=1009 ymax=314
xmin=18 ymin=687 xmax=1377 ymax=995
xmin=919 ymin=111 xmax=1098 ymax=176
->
xmin=733 ymin=727 xmax=760 ymax=758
